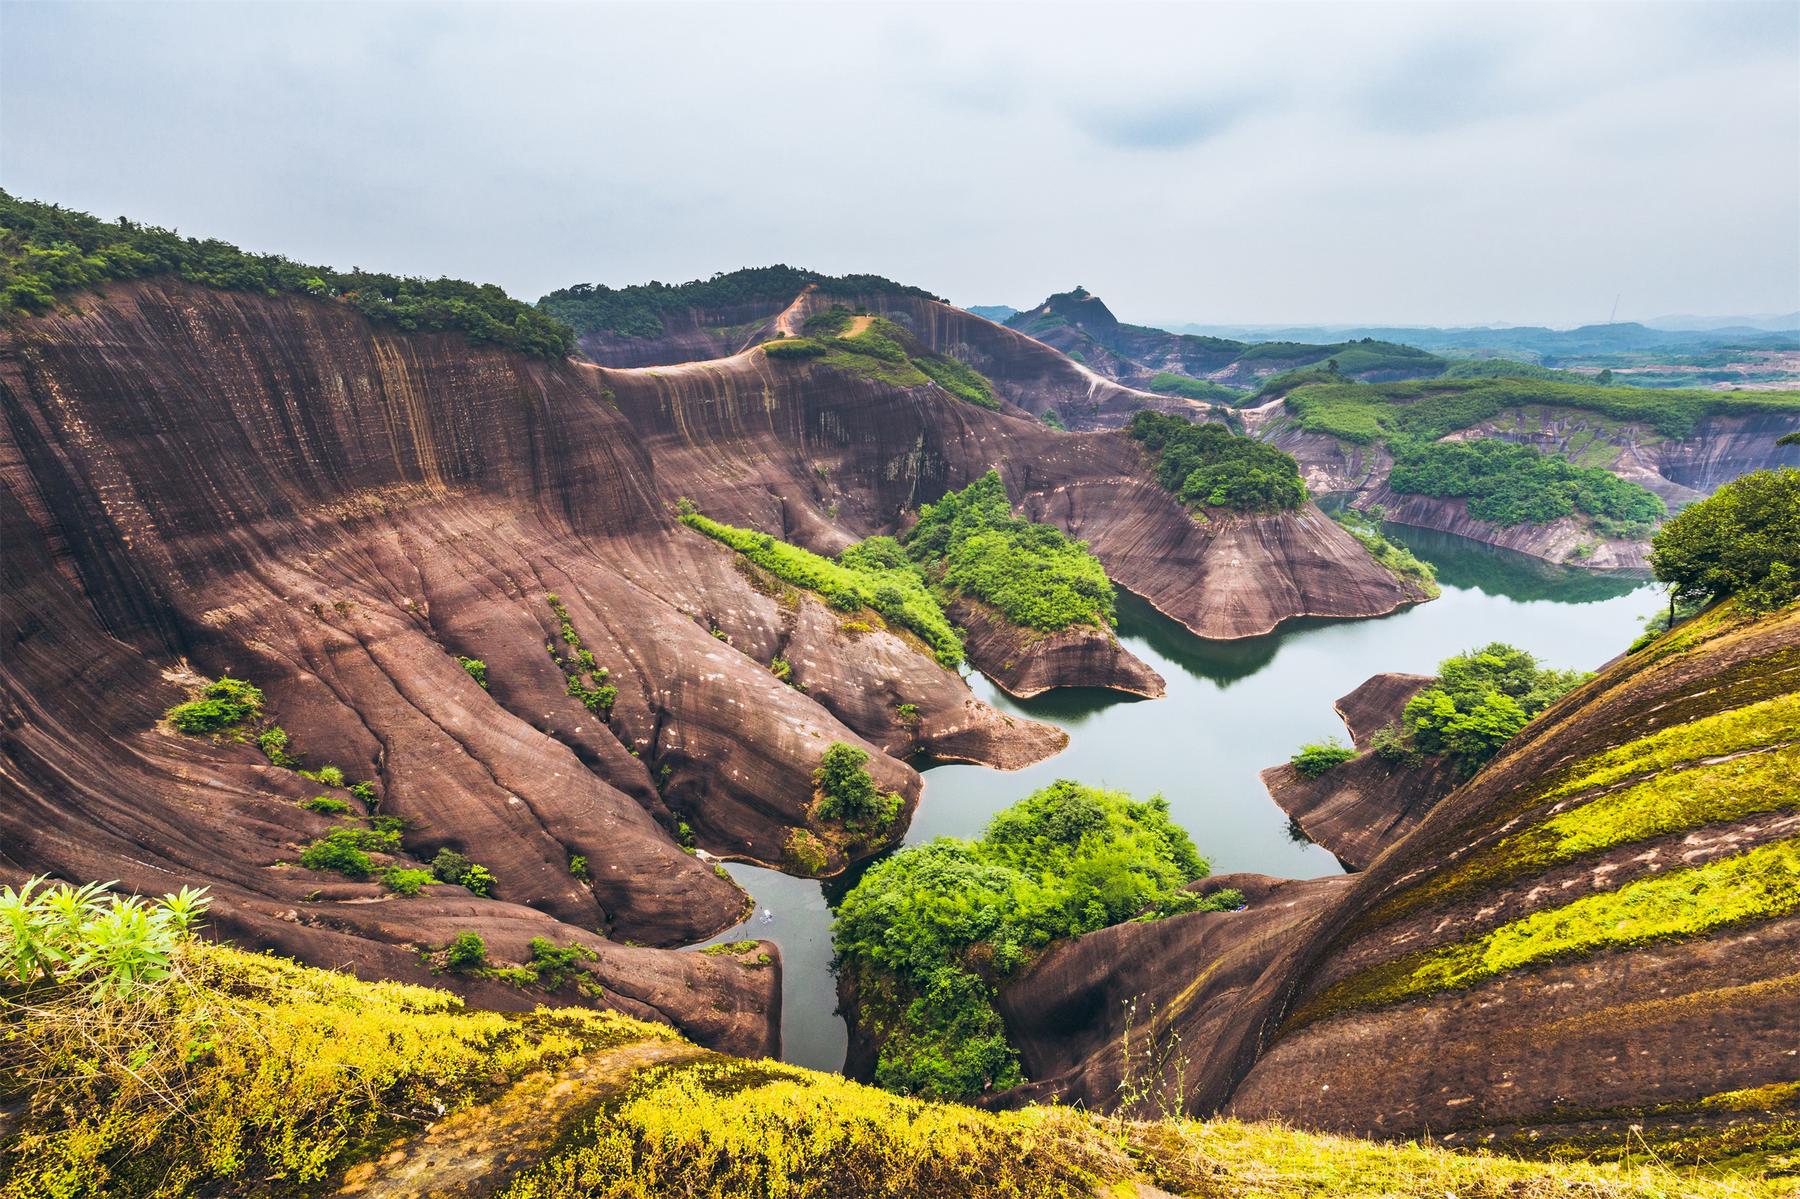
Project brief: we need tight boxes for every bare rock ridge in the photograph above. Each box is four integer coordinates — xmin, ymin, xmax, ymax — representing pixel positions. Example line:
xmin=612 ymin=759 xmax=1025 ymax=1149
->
xmin=1 ymin=278 xmax=1420 ymax=1052
xmin=1258 ymin=673 xmax=1461 ymax=871
xmin=994 ymin=603 xmax=1800 ymax=1151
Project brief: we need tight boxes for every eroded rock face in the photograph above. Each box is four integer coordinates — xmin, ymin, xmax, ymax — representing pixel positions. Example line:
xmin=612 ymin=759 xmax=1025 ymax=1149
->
xmin=1 ymin=278 xmax=1419 ymax=1053
xmin=946 ymin=598 xmax=1164 ymax=701
xmin=1260 ymin=673 xmax=1461 ymax=871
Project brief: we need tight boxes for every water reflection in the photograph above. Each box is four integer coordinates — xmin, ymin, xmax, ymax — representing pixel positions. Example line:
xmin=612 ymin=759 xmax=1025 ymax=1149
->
xmin=693 ymin=530 xmax=1663 ymax=1074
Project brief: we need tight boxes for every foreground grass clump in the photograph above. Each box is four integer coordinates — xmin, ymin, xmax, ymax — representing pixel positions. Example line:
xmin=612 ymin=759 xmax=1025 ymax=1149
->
xmin=1303 ymin=837 xmax=1800 ymax=1024
xmin=902 ymin=470 xmax=1116 ymax=632
xmin=1128 ymin=409 xmax=1308 ymax=512
xmin=499 ymin=1055 xmax=1781 ymax=1199
xmin=834 ymin=781 xmax=1236 ymax=1100
xmin=0 ymin=888 xmax=659 ymax=1198
xmin=678 ymin=508 xmax=964 ymax=667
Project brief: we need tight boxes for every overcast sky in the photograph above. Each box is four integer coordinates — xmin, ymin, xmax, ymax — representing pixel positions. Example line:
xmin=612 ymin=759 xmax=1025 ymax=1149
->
xmin=4 ymin=1 xmax=1796 ymax=327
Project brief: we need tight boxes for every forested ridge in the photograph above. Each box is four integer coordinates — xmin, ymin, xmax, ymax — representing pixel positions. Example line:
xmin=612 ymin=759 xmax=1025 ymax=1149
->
xmin=0 ymin=191 xmax=573 ymax=357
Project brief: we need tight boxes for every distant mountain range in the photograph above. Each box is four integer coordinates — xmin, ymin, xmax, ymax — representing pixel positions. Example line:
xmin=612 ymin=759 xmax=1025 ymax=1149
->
xmin=1165 ymin=321 xmax=1798 ymax=357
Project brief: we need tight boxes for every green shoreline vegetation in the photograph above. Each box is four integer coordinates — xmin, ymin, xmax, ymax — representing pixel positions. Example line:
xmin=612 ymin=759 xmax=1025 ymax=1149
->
xmin=677 ymin=471 xmax=1117 ymax=663
xmin=0 ymin=191 xmax=572 ymax=357
xmin=832 ymin=781 xmax=1238 ymax=1100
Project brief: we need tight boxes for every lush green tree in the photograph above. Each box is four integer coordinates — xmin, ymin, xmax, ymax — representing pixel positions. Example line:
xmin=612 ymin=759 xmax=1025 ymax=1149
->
xmin=813 ymin=742 xmax=901 ymax=829
xmin=1127 ymin=411 xmax=1307 ymax=512
xmin=833 ymin=780 xmax=1237 ymax=1100
xmin=1400 ymin=643 xmax=1588 ymax=773
xmin=903 ymin=470 xmax=1115 ymax=631
xmin=1650 ymin=467 xmax=1800 ymax=612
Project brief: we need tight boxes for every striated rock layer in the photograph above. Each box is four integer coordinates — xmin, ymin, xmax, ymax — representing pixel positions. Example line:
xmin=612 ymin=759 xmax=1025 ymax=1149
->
xmin=1 ymin=278 xmax=1421 ymax=1052
xmin=946 ymin=598 xmax=1164 ymax=701
xmin=994 ymin=602 xmax=1800 ymax=1150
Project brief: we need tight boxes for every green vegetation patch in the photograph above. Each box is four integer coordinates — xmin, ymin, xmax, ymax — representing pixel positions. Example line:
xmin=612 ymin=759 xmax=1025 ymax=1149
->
xmin=1282 ymin=375 xmax=1800 ymax=445
xmin=1291 ymin=738 xmax=1356 ymax=778
xmin=678 ymin=509 xmax=963 ymax=667
xmin=1652 ymin=467 xmax=1800 ymax=613
xmin=1333 ymin=508 xmax=1439 ymax=595
xmin=1128 ymin=410 xmax=1307 ymax=512
xmin=833 ymin=780 xmax=1235 ymax=1100
xmin=813 ymin=742 xmax=902 ymax=831
xmin=1397 ymin=643 xmax=1588 ymax=775
xmin=1 ymin=190 xmax=573 ymax=356
xmin=1388 ymin=438 xmax=1666 ymax=536
xmin=164 ymin=675 xmax=263 ymax=734
xmin=1300 ymin=837 xmax=1800 ymax=1024
xmin=545 ymin=593 xmax=617 ymax=718
xmin=1145 ymin=372 xmax=1247 ymax=404
xmin=902 ymin=470 xmax=1114 ymax=632
xmin=537 ymin=266 xmax=935 ymax=339
xmin=764 ymin=315 xmax=1000 ymax=409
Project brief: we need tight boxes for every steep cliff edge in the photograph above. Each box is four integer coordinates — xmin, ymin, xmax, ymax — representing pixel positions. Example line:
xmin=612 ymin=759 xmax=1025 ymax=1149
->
xmin=995 ymin=602 xmax=1800 ymax=1158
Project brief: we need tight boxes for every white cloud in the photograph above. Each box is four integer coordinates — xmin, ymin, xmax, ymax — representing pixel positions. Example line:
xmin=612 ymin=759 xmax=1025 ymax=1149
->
xmin=2 ymin=0 xmax=1794 ymax=326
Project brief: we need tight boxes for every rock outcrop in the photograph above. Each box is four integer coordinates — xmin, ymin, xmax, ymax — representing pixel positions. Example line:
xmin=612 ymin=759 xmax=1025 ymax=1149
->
xmin=947 ymin=598 xmax=1164 ymax=701
xmin=1259 ymin=673 xmax=1461 ymax=871
xmin=0 ymin=277 xmax=1424 ymax=1053
xmin=993 ymin=602 xmax=1800 ymax=1152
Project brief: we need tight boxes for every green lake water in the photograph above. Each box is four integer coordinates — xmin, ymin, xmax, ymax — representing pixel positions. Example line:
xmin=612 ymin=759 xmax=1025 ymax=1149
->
xmin=701 ymin=525 xmax=1663 ymax=1071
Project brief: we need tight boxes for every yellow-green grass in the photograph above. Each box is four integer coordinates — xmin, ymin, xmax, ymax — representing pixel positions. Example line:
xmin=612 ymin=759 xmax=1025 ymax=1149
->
xmin=1364 ymin=684 xmax=1800 ymax=931
xmin=5 ymin=938 xmax=1786 ymax=1199
xmin=1299 ymin=837 xmax=1800 ymax=1025
xmin=1537 ymin=691 xmax=1800 ymax=806
xmin=0 ymin=942 xmax=666 ymax=1198
xmin=1382 ymin=744 xmax=1799 ymax=917
xmin=498 ymin=1054 xmax=1782 ymax=1199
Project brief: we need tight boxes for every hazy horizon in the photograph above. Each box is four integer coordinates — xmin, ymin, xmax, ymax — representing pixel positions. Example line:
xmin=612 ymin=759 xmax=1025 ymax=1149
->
xmin=4 ymin=1 xmax=1796 ymax=329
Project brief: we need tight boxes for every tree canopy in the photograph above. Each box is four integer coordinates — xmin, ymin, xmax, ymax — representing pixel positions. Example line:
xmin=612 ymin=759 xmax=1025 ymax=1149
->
xmin=537 ymin=267 xmax=935 ymax=339
xmin=1400 ymin=643 xmax=1588 ymax=773
xmin=1650 ymin=467 xmax=1800 ymax=613
xmin=1127 ymin=410 xmax=1308 ymax=512
xmin=833 ymin=780 xmax=1235 ymax=1100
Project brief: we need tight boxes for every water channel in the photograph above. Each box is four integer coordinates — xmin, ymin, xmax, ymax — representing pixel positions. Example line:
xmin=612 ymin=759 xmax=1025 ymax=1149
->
xmin=700 ymin=525 xmax=1663 ymax=1071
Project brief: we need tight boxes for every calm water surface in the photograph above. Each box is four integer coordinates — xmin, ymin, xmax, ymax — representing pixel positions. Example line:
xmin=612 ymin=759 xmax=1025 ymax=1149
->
xmin=700 ymin=526 xmax=1662 ymax=1071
